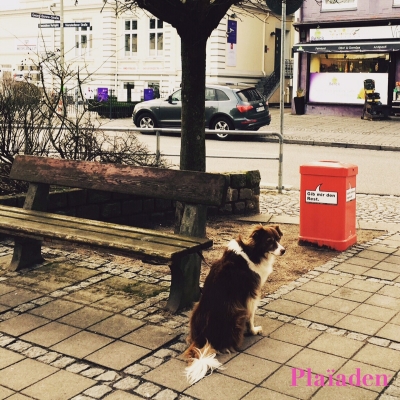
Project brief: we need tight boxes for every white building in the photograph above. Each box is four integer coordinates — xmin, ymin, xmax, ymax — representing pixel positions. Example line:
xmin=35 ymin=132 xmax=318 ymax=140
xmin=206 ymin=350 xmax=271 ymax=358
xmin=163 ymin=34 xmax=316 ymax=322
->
xmin=0 ymin=0 xmax=294 ymax=103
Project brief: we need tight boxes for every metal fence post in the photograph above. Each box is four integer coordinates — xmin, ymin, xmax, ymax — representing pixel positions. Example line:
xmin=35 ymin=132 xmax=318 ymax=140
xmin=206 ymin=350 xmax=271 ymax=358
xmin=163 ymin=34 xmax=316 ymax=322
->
xmin=109 ymin=89 xmax=114 ymax=120
xmin=278 ymin=134 xmax=283 ymax=193
xmin=156 ymin=130 xmax=161 ymax=164
xmin=35 ymin=126 xmax=283 ymax=188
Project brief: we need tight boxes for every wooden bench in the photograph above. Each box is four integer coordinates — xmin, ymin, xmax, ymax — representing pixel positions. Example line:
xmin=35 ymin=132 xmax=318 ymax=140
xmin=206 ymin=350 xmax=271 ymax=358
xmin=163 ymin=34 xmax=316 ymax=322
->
xmin=0 ymin=155 xmax=228 ymax=313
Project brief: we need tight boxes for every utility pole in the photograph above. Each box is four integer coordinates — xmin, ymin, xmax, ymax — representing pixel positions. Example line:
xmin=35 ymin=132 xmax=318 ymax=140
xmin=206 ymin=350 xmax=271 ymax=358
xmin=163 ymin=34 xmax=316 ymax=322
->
xmin=60 ymin=0 xmax=64 ymax=70
xmin=60 ymin=0 xmax=67 ymax=115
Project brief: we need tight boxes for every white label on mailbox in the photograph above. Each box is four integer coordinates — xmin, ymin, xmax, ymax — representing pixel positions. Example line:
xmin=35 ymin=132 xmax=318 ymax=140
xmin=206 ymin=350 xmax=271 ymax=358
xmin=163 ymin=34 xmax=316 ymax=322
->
xmin=346 ymin=187 xmax=356 ymax=202
xmin=306 ymin=184 xmax=338 ymax=205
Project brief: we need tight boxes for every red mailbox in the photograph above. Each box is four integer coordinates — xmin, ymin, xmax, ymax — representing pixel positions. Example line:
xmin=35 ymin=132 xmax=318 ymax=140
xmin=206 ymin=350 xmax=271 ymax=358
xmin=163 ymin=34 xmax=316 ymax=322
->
xmin=299 ymin=161 xmax=358 ymax=251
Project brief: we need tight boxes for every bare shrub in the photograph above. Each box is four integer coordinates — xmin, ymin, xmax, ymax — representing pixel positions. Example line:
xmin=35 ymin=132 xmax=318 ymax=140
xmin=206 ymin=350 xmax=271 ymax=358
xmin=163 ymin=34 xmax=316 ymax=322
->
xmin=0 ymin=56 xmax=168 ymax=195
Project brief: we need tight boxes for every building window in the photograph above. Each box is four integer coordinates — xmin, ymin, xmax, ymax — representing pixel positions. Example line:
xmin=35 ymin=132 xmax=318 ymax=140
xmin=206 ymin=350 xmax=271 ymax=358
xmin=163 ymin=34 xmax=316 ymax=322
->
xmin=75 ymin=26 xmax=92 ymax=57
xmin=149 ymin=18 xmax=163 ymax=56
xmin=125 ymin=20 xmax=137 ymax=57
xmin=1 ymin=64 xmax=12 ymax=80
xmin=394 ymin=0 xmax=400 ymax=6
xmin=321 ymin=0 xmax=357 ymax=11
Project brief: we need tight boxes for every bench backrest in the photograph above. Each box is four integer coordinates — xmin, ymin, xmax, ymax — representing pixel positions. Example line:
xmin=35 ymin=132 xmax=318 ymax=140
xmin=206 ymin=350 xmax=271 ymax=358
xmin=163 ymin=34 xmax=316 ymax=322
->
xmin=10 ymin=155 xmax=228 ymax=207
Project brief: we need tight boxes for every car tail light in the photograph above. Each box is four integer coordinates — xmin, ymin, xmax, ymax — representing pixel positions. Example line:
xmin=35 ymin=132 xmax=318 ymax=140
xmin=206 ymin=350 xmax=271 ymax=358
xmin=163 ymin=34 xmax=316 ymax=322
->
xmin=236 ymin=104 xmax=253 ymax=113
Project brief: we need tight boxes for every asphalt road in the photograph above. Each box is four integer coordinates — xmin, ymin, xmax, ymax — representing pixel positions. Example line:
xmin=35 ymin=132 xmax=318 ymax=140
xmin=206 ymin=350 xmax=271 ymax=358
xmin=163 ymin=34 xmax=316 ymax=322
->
xmin=136 ymin=133 xmax=400 ymax=196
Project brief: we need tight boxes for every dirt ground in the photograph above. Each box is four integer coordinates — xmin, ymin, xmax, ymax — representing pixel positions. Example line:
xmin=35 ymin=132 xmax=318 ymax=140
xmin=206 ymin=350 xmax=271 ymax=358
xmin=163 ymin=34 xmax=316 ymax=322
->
xmin=0 ymin=216 xmax=383 ymax=304
xmin=197 ymin=217 xmax=382 ymax=296
xmin=109 ymin=216 xmax=383 ymax=298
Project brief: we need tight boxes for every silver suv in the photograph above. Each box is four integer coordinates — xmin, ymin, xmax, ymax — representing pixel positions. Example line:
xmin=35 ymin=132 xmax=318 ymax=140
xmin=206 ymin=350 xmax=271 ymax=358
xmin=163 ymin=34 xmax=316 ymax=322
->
xmin=132 ymin=84 xmax=271 ymax=140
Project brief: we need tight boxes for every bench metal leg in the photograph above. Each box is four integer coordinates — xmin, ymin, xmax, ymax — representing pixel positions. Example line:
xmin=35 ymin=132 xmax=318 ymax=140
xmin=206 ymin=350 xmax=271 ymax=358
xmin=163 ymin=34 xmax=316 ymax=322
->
xmin=9 ymin=238 xmax=44 ymax=271
xmin=166 ymin=253 xmax=201 ymax=313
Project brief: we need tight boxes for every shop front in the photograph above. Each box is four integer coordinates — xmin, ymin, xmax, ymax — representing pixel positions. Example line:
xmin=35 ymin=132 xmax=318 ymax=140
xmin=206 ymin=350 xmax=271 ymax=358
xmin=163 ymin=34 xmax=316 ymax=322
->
xmin=293 ymin=25 xmax=400 ymax=117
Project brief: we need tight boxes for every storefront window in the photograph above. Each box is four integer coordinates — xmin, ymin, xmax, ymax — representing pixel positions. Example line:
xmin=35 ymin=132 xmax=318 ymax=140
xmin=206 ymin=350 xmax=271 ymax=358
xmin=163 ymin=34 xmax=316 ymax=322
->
xmin=309 ymin=53 xmax=389 ymax=105
xmin=310 ymin=53 xmax=389 ymax=73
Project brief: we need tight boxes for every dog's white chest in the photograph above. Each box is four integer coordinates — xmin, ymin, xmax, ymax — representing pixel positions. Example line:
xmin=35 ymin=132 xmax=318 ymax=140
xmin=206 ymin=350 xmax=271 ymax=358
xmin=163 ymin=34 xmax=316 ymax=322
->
xmin=255 ymin=256 xmax=275 ymax=286
xmin=227 ymin=240 xmax=274 ymax=285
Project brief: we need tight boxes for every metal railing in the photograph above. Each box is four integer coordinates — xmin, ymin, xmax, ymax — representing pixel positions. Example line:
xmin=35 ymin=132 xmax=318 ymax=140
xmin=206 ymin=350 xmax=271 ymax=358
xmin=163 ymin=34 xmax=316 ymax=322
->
xmin=7 ymin=123 xmax=284 ymax=192
xmin=99 ymin=127 xmax=284 ymax=193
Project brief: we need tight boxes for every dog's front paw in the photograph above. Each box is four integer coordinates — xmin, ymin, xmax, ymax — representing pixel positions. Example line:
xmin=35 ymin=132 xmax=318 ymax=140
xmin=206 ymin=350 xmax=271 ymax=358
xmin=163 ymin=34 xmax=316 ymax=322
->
xmin=219 ymin=347 xmax=236 ymax=354
xmin=250 ymin=326 xmax=263 ymax=335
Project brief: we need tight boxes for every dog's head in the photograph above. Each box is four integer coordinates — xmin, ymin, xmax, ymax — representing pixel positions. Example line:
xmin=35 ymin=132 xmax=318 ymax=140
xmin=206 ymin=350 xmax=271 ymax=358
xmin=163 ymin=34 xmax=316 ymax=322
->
xmin=247 ymin=224 xmax=286 ymax=258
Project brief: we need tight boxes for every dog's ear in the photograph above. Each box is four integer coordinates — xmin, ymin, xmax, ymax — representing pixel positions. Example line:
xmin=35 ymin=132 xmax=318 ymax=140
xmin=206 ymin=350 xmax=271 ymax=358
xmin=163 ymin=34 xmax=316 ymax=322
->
xmin=250 ymin=224 xmax=264 ymax=239
xmin=274 ymin=225 xmax=283 ymax=237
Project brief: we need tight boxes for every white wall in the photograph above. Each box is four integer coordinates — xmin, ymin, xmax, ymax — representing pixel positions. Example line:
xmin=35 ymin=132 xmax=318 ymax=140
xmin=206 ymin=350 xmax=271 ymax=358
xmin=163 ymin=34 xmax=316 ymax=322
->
xmin=0 ymin=1 xmax=293 ymax=100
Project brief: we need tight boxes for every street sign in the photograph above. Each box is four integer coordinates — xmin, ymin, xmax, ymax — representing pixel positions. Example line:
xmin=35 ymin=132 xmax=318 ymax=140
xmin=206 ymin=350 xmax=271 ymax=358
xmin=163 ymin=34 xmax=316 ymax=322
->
xmin=63 ymin=22 xmax=90 ymax=28
xmin=31 ymin=12 xmax=60 ymax=21
xmin=38 ymin=23 xmax=61 ymax=28
xmin=265 ymin=0 xmax=304 ymax=15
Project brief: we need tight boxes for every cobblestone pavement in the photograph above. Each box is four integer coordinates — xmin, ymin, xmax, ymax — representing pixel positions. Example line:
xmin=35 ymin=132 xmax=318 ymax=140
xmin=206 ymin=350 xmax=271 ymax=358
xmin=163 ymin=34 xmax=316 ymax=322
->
xmin=0 ymin=190 xmax=400 ymax=399
xmin=260 ymin=190 xmax=400 ymax=225
xmin=1 ymin=230 xmax=400 ymax=399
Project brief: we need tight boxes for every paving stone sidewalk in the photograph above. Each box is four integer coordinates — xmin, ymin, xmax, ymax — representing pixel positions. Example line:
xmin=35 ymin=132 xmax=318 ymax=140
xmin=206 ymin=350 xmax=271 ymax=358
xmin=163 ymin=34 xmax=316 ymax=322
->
xmin=266 ymin=109 xmax=400 ymax=151
xmin=0 ymin=192 xmax=400 ymax=399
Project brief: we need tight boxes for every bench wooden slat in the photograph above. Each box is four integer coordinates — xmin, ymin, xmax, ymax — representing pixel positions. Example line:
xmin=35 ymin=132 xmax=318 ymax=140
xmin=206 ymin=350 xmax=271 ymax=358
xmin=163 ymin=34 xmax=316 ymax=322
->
xmin=0 ymin=206 xmax=212 ymax=261
xmin=0 ymin=205 xmax=206 ymax=246
xmin=9 ymin=155 xmax=228 ymax=207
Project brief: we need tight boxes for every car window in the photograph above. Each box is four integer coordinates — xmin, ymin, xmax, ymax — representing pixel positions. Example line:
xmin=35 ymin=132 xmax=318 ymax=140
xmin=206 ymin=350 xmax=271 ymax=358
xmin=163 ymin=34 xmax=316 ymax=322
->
xmin=216 ymin=89 xmax=230 ymax=101
xmin=171 ymin=89 xmax=181 ymax=101
xmin=237 ymin=88 xmax=263 ymax=102
xmin=205 ymin=88 xmax=217 ymax=101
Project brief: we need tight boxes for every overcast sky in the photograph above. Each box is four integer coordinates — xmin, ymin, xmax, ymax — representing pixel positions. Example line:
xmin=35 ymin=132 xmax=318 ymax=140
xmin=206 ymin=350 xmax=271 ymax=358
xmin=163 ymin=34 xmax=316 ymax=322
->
xmin=0 ymin=0 xmax=21 ymax=10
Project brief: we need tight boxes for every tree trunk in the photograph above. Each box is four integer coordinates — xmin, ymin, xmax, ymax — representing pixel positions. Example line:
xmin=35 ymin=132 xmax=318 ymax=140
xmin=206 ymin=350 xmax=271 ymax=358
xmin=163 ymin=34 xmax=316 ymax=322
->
xmin=180 ymin=35 xmax=207 ymax=172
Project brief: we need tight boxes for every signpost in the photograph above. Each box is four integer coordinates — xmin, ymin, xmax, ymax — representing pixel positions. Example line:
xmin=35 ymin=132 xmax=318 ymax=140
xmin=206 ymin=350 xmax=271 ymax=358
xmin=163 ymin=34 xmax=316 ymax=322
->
xmin=265 ymin=0 xmax=304 ymax=192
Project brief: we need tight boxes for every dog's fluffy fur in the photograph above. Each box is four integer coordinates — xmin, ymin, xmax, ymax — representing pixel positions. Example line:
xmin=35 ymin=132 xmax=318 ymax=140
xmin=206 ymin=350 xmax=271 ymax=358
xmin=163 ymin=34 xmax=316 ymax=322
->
xmin=184 ymin=225 xmax=285 ymax=384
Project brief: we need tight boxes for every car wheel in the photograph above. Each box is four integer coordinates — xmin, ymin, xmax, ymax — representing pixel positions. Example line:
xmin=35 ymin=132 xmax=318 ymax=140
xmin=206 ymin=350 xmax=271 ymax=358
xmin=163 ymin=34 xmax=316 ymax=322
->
xmin=137 ymin=113 xmax=156 ymax=133
xmin=211 ymin=117 xmax=233 ymax=140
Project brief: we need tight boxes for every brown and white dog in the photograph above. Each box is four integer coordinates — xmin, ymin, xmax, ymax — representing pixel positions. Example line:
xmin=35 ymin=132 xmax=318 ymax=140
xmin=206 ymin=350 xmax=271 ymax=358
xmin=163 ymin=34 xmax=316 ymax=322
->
xmin=184 ymin=225 xmax=285 ymax=384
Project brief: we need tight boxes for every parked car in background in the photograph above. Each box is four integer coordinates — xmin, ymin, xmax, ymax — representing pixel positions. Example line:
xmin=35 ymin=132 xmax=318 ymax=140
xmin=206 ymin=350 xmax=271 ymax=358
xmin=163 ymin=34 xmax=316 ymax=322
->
xmin=132 ymin=84 xmax=271 ymax=140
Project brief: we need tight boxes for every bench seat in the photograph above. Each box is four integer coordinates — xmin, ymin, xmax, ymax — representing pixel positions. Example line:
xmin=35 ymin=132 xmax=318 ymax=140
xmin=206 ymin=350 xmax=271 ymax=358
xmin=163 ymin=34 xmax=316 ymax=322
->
xmin=0 ymin=205 xmax=212 ymax=262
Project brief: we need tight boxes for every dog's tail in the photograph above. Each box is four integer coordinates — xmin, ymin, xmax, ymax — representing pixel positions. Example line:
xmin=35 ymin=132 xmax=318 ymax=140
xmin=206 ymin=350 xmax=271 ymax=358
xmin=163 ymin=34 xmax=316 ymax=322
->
xmin=184 ymin=341 xmax=223 ymax=384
